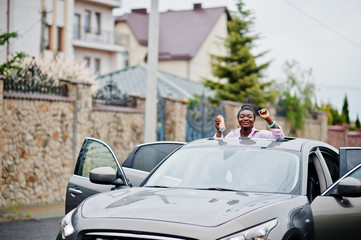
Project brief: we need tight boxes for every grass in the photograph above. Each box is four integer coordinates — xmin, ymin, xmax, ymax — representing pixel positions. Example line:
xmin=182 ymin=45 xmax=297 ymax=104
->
xmin=0 ymin=199 xmax=33 ymax=222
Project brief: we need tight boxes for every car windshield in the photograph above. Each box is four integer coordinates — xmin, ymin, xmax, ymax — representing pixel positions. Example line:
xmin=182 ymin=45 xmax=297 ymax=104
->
xmin=144 ymin=145 xmax=300 ymax=194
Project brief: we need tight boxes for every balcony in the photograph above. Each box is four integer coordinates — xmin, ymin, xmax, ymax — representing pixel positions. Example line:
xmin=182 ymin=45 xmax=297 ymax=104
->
xmin=73 ymin=25 xmax=126 ymax=52
xmin=74 ymin=26 xmax=113 ymax=44
xmin=77 ymin=0 xmax=121 ymax=8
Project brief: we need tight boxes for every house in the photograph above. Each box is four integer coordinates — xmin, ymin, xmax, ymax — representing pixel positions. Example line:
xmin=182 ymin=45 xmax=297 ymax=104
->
xmin=0 ymin=0 xmax=126 ymax=75
xmin=114 ymin=3 xmax=231 ymax=83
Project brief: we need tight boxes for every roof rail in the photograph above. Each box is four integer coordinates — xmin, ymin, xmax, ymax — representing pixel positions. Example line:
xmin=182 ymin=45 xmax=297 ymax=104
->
xmin=278 ymin=137 xmax=296 ymax=142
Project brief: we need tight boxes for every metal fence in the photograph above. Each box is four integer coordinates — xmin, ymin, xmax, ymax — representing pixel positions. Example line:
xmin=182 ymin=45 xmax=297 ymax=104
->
xmin=3 ymin=60 xmax=68 ymax=96
xmin=92 ymin=79 xmax=136 ymax=108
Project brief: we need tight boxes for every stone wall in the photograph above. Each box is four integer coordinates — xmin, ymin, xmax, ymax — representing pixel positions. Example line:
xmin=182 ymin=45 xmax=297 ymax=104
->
xmin=327 ymin=125 xmax=361 ymax=148
xmin=1 ymin=93 xmax=74 ymax=207
xmin=0 ymin=79 xmax=146 ymax=207
xmin=89 ymin=105 xmax=144 ymax=162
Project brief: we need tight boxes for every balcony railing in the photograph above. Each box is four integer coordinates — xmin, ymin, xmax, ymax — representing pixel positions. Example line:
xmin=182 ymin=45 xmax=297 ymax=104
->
xmin=73 ymin=26 xmax=114 ymax=45
xmin=80 ymin=0 xmax=121 ymax=8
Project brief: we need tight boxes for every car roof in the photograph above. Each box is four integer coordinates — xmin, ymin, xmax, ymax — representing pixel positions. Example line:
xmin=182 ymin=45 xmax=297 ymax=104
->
xmin=183 ymin=137 xmax=324 ymax=152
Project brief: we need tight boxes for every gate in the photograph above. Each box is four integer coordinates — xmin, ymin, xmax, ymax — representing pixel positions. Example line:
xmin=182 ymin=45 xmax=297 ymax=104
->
xmin=157 ymin=97 xmax=165 ymax=141
xmin=186 ymin=95 xmax=225 ymax=142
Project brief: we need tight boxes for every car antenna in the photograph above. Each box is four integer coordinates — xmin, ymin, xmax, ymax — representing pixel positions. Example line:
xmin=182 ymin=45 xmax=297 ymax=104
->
xmin=288 ymin=128 xmax=292 ymax=137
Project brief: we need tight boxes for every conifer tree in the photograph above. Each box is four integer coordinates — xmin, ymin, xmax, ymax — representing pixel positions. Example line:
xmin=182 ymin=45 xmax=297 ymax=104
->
xmin=204 ymin=1 xmax=277 ymax=108
xmin=355 ymin=114 xmax=360 ymax=129
xmin=341 ymin=94 xmax=350 ymax=124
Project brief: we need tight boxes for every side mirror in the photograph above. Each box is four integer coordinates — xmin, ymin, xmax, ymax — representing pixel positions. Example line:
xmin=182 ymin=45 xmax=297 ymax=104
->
xmin=337 ymin=177 xmax=361 ymax=197
xmin=90 ymin=167 xmax=124 ymax=186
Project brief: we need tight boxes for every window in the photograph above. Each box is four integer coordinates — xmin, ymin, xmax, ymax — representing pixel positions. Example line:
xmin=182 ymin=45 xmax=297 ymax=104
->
xmin=94 ymin=58 xmax=100 ymax=74
xmin=307 ymin=155 xmax=321 ymax=202
xmin=145 ymin=147 xmax=300 ymax=194
xmin=84 ymin=10 xmax=91 ymax=32
xmin=78 ymin=140 xmax=118 ymax=178
xmin=123 ymin=52 xmax=129 ymax=68
xmin=319 ymin=148 xmax=339 ymax=182
xmin=44 ymin=24 xmax=50 ymax=49
xmin=57 ymin=27 xmax=63 ymax=51
xmin=131 ymin=144 xmax=183 ymax=172
xmin=95 ymin=12 xmax=101 ymax=35
xmin=84 ymin=57 xmax=90 ymax=68
xmin=74 ymin=14 xmax=81 ymax=39
xmin=349 ymin=165 xmax=361 ymax=181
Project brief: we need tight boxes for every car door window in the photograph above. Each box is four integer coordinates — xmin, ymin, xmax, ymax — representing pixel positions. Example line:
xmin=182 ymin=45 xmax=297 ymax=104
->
xmin=324 ymin=164 xmax=361 ymax=196
xmin=307 ymin=154 xmax=321 ymax=202
xmin=319 ymin=147 xmax=339 ymax=182
xmin=348 ymin=165 xmax=361 ymax=181
xmin=77 ymin=140 xmax=118 ymax=178
xmin=339 ymin=147 xmax=361 ymax=177
xmin=132 ymin=144 xmax=182 ymax=172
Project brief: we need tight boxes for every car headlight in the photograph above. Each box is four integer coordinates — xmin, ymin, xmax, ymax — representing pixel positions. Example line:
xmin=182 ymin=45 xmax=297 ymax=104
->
xmin=220 ymin=219 xmax=278 ymax=240
xmin=60 ymin=208 xmax=76 ymax=239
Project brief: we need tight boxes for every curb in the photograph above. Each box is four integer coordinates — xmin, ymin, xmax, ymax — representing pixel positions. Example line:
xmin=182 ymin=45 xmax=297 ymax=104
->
xmin=0 ymin=202 xmax=65 ymax=222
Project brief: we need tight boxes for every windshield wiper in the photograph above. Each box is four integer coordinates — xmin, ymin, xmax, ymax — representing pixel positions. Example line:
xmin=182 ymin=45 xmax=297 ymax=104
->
xmin=145 ymin=185 xmax=169 ymax=188
xmin=197 ymin=187 xmax=236 ymax=192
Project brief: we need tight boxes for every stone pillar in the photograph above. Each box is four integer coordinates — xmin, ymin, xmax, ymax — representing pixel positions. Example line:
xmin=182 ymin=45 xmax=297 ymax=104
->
xmin=60 ymin=79 xmax=92 ymax=163
xmin=165 ymin=98 xmax=187 ymax=141
xmin=315 ymin=110 xmax=328 ymax=142
xmin=221 ymin=100 xmax=242 ymax=134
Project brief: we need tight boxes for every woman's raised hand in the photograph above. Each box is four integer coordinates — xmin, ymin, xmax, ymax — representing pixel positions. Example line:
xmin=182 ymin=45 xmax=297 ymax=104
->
xmin=258 ymin=109 xmax=270 ymax=120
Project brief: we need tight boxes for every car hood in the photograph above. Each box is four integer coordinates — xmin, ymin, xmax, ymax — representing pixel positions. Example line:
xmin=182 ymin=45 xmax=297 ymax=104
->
xmin=81 ymin=187 xmax=292 ymax=227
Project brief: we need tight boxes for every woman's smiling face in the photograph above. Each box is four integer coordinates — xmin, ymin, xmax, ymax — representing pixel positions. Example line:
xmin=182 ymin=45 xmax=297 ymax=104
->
xmin=238 ymin=109 xmax=255 ymax=128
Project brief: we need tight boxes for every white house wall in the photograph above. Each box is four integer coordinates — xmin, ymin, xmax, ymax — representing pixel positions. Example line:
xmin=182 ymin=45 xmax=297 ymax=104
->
xmin=74 ymin=1 xmax=125 ymax=74
xmin=158 ymin=60 xmax=189 ymax=79
xmin=190 ymin=11 xmax=229 ymax=83
xmin=74 ymin=47 xmax=122 ymax=75
xmin=114 ymin=22 xmax=147 ymax=67
xmin=0 ymin=0 xmax=42 ymax=62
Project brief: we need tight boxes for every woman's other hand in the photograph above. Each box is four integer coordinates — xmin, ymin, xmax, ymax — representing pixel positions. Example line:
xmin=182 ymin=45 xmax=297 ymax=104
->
xmin=215 ymin=116 xmax=222 ymax=137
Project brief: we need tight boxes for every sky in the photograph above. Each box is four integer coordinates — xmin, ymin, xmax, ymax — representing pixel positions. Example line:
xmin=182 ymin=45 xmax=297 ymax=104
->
xmin=114 ymin=0 xmax=361 ymax=121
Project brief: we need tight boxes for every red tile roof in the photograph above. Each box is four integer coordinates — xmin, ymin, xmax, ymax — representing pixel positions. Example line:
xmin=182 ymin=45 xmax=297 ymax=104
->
xmin=115 ymin=4 xmax=230 ymax=60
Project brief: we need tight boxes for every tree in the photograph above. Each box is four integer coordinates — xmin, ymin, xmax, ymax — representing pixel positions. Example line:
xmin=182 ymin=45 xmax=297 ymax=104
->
xmin=203 ymin=0 xmax=277 ymax=109
xmin=316 ymin=102 xmax=343 ymax=125
xmin=277 ymin=60 xmax=315 ymax=134
xmin=0 ymin=32 xmax=26 ymax=76
xmin=355 ymin=114 xmax=360 ymax=129
xmin=341 ymin=94 xmax=350 ymax=124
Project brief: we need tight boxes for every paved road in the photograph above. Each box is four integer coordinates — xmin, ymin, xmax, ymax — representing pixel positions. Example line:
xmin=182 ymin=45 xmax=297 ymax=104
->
xmin=0 ymin=216 xmax=62 ymax=240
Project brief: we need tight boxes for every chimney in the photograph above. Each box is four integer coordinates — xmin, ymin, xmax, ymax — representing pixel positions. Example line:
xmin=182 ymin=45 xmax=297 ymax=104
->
xmin=194 ymin=3 xmax=202 ymax=10
xmin=132 ymin=8 xmax=147 ymax=14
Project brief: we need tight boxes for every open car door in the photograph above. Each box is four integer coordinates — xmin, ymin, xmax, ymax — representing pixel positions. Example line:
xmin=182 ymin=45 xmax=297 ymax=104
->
xmin=311 ymin=147 xmax=361 ymax=239
xmin=64 ymin=137 xmax=129 ymax=214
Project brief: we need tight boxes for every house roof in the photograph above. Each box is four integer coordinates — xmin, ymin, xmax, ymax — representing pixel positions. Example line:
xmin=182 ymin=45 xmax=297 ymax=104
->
xmin=115 ymin=4 xmax=230 ymax=60
xmin=96 ymin=65 xmax=214 ymax=100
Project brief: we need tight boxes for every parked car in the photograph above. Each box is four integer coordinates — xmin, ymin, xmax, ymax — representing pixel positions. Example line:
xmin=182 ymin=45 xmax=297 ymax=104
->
xmin=59 ymin=137 xmax=361 ymax=240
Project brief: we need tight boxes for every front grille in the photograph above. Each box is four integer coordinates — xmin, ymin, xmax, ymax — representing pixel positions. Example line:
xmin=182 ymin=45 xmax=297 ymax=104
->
xmin=83 ymin=232 xmax=191 ymax=240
